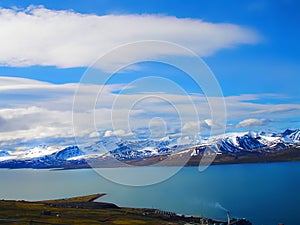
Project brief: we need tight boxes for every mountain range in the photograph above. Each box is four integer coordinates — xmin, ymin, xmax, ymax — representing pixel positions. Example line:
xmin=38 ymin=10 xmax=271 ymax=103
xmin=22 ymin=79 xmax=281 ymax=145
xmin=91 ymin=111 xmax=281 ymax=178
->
xmin=0 ymin=129 xmax=299 ymax=169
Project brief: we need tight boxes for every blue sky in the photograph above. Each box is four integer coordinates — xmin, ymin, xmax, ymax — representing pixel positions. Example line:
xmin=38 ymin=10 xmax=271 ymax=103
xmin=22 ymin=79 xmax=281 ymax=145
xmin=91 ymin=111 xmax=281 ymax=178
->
xmin=0 ymin=0 xmax=299 ymax=147
xmin=0 ymin=0 xmax=298 ymax=96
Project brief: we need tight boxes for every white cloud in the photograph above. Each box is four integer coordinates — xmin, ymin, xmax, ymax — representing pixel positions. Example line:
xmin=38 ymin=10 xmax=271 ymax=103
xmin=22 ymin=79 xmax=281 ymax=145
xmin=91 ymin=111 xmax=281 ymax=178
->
xmin=89 ymin=131 xmax=100 ymax=138
xmin=0 ymin=6 xmax=260 ymax=70
xmin=0 ymin=106 xmax=44 ymax=119
xmin=236 ymin=118 xmax=271 ymax=128
xmin=0 ymin=76 xmax=299 ymax=148
xmin=182 ymin=121 xmax=200 ymax=133
xmin=104 ymin=129 xmax=132 ymax=137
xmin=182 ymin=119 xmax=224 ymax=134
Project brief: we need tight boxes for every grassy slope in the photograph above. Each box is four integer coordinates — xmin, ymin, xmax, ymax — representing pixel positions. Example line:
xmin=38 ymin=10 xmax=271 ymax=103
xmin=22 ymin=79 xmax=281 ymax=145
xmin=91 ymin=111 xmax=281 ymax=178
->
xmin=0 ymin=195 xmax=193 ymax=225
xmin=39 ymin=194 xmax=106 ymax=204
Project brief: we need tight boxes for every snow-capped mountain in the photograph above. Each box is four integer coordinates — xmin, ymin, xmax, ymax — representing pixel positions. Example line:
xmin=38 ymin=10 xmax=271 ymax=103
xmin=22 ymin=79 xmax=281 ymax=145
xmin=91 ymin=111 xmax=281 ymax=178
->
xmin=0 ymin=145 xmax=83 ymax=168
xmin=0 ymin=129 xmax=299 ymax=168
xmin=76 ymin=135 xmax=193 ymax=160
xmin=0 ymin=145 xmax=58 ymax=162
xmin=215 ymin=131 xmax=266 ymax=152
xmin=192 ymin=129 xmax=299 ymax=155
xmin=108 ymin=136 xmax=188 ymax=160
xmin=282 ymin=129 xmax=300 ymax=142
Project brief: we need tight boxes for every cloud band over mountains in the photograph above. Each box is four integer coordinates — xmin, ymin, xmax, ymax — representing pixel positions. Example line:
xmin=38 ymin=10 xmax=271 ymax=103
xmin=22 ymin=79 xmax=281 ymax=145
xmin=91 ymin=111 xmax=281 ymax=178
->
xmin=0 ymin=76 xmax=299 ymax=148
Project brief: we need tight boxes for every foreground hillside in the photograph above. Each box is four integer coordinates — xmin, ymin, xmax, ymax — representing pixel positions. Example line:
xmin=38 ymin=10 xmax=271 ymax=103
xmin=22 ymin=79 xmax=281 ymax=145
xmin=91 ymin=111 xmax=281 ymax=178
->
xmin=0 ymin=194 xmax=251 ymax=225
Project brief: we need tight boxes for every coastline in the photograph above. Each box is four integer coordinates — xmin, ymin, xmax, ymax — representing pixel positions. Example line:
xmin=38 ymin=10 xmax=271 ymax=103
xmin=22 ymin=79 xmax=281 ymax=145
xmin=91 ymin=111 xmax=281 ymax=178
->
xmin=0 ymin=194 xmax=252 ymax=225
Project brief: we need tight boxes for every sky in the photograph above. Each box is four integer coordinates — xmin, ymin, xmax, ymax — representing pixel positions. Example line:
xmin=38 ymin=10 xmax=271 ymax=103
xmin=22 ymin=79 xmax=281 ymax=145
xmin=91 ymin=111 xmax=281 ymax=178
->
xmin=0 ymin=0 xmax=299 ymax=149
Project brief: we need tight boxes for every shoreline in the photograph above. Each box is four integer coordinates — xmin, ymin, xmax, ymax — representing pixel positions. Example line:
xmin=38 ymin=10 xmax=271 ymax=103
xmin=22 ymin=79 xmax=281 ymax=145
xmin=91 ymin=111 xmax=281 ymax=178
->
xmin=0 ymin=194 xmax=252 ymax=225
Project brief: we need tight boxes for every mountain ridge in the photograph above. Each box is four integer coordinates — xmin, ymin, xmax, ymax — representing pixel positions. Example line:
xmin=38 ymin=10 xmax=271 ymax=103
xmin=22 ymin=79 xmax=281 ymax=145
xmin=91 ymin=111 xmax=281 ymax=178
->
xmin=0 ymin=129 xmax=299 ymax=168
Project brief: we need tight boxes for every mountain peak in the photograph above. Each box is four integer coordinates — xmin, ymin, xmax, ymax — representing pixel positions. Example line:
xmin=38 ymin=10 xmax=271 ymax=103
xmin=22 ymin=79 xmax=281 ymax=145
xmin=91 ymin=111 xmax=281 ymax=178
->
xmin=282 ymin=129 xmax=296 ymax=136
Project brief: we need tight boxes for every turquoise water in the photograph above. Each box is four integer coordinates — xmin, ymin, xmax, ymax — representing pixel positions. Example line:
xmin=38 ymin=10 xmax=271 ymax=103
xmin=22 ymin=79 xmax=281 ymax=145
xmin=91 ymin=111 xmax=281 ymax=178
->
xmin=0 ymin=162 xmax=299 ymax=225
